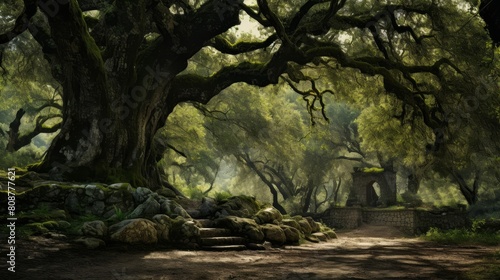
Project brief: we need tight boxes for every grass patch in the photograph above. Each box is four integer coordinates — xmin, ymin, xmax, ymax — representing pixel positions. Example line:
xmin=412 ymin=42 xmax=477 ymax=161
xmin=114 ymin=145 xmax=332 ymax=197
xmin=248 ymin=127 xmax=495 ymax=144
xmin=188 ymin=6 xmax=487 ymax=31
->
xmin=422 ymin=220 xmax=500 ymax=246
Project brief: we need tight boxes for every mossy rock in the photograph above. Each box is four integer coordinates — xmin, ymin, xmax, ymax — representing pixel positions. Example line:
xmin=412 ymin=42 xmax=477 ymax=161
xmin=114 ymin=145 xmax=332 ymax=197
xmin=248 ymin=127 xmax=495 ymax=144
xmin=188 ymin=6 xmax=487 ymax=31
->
xmin=215 ymin=216 xmax=264 ymax=242
xmin=108 ymin=182 xmax=134 ymax=191
xmin=109 ymin=218 xmax=158 ymax=244
xmin=261 ymin=224 xmax=286 ymax=245
xmin=280 ymin=225 xmax=302 ymax=244
xmin=305 ymin=217 xmax=321 ymax=233
xmin=160 ymin=199 xmax=191 ymax=219
xmin=168 ymin=216 xmax=188 ymax=241
xmin=81 ymin=220 xmax=108 ymax=237
xmin=156 ymin=188 xmax=178 ymax=198
xmin=128 ymin=196 xmax=161 ymax=219
xmin=282 ymin=219 xmax=301 ymax=231
xmin=152 ymin=214 xmax=174 ymax=242
xmin=168 ymin=217 xmax=199 ymax=243
xmin=254 ymin=207 xmax=283 ymax=224
xmin=293 ymin=216 xmax=312 ymax=235
xmin=305 ymin=234 xmax=320 ymax=243
xmin=312 ymin=232 xmax=329 ymax=242
xmin=217 ymin=196 xmax=261 ymax=218
xmin=323 ymin=230 xmax=337 ymax=239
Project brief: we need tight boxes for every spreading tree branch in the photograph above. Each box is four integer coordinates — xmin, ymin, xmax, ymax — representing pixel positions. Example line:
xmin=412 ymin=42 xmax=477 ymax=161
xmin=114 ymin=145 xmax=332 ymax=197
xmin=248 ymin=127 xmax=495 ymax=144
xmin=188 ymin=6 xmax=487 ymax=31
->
xmin=6 ymin=109 xmax=62 ymax=152
xmin=208 ymin=34 xmax=278 ymax=55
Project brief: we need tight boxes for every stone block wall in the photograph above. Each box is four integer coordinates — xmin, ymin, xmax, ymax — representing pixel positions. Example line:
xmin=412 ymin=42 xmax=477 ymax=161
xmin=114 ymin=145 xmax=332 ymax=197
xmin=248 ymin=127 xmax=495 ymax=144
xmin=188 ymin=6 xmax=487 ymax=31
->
xmin=362 ymin=209 xmax=416 ymax=233
xmin=322 ymin=207 xmax=362 ymax=229
xmin=322 ymin=207 xmax=469 ymax=234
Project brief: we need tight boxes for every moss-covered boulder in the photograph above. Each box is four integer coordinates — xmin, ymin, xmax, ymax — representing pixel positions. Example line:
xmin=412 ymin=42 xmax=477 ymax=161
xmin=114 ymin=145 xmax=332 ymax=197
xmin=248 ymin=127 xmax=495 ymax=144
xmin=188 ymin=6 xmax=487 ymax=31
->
xmin=168 ymin=216 xmax=200 ymax=244
xmin=216 ymin=196 xmax=260 ymax=218
xmin=305 ymin=234 xmax=320 ymax=243
xmin=293 ymin=216 xmax=312 ymax=235
xmin=261 ymin=224 xmax=286 ymax=245
xmin=305 ymin=217 xmax=321 ymax=233
xmin=181 ymin=220 xmax=200 ymax=239
xmin=312 ymin=232 xmax=328 ymax=241
xmin=254 ymin=207 xmax=283 ymax=224
xmin=282 ymin=219 xmax=301 ymax=231
xmin=108 ymin=183 xmax=134 ymax=192
xmin=109 ymin=219 xmax=158 ymax=244
xmin=81 ymin=220 xmax=108 ymax=237
xmin=160 ymin=199 xmax=191 ymax=219
xmin=280 ymin=225 xmax=302 ymax=244
xmin=152 ymin=214 xmax=173 ymax=242
xmin=323 ymin=230 xmax=337 ymax=239
xmin=216 ymin=216 xmax=264 ymax=242
xmin=132 ymin=187 xmax=154 ymax=204
xmin=128 ymin=196 xmax=160 ymax=219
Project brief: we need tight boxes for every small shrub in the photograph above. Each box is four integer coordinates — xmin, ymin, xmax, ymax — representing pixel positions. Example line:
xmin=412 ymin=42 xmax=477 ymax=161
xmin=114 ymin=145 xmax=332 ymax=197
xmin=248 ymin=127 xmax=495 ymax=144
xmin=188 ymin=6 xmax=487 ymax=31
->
xmin=213 ymin=191 xmax=232 ymax=202
xmin=186 ymin=187 xmax=205 ymax=200
xmin=66 ymin=214 xmax=101 ymax=235
xmin=108 ymin=206 xmax=131 ymax=222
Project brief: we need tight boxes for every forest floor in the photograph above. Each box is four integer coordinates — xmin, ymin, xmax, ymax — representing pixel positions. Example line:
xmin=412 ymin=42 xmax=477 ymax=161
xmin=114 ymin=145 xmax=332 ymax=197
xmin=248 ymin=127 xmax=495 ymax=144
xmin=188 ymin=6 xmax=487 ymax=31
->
xmin=1 ymin=224 xmax=499 ymax=280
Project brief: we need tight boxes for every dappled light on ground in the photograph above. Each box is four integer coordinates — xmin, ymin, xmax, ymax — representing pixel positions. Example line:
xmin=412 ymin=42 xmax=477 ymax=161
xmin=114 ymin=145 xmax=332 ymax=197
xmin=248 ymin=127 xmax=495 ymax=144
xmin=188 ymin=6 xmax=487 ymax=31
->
xmin=4 ymin=225 xmax=498 ymax=280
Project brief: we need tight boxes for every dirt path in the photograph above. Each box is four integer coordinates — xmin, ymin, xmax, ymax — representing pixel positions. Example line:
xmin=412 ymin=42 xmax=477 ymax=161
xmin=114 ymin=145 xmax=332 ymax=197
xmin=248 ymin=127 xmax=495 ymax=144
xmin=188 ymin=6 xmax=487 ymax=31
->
xmin=2 ymin=225 xmax=499 ymax=280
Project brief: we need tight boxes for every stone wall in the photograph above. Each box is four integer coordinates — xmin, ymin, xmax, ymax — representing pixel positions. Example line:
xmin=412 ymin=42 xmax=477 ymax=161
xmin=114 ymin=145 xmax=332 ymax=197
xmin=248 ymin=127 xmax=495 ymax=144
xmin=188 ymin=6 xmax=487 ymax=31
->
xmin=322 ymin=207 xmax=470 ymax=234
xmin=322 ymin=207 xmax=362 ymax=229
xmin=362 ymin=209 xmax=415 ymax=233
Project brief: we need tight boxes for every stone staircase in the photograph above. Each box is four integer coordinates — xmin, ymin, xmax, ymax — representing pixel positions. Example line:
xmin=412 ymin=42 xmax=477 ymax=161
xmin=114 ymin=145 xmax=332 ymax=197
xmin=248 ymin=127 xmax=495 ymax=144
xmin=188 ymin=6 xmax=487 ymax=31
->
xmin=196 ymin=219 xmax=248 ymax=251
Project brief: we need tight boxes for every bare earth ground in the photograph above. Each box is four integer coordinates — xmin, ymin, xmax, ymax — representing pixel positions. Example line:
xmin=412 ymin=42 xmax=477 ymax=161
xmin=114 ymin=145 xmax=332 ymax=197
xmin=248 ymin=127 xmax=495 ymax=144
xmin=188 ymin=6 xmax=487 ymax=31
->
xmin=1 ymin=225 xmax=499 ymax=280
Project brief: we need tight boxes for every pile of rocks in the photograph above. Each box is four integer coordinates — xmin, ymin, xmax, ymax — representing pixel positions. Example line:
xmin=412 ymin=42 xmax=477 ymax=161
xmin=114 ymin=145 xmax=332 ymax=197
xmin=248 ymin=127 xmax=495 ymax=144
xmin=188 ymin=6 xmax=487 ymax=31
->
xmin=1 ymin=183 xmax=336 ymax=249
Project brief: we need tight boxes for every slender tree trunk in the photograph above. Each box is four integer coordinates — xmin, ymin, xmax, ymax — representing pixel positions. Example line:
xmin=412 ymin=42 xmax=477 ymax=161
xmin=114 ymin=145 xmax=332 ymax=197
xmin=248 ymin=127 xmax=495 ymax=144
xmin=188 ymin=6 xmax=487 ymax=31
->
xmin=238 ymin=154 xmax=287 ymax=214
xmin=451 ymin=171 xmax=479 ymax=205
xmin=302 ymin=178 xmax=315 ymax=213
xmin=333 ymin=178 xmax=342 ymax=206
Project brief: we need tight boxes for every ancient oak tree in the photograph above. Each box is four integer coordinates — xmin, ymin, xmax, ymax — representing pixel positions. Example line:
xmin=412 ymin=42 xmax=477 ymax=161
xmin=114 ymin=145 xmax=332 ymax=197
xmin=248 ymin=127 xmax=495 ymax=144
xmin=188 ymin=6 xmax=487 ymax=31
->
xmin=0 ymin=0 xmax=498 ymax=189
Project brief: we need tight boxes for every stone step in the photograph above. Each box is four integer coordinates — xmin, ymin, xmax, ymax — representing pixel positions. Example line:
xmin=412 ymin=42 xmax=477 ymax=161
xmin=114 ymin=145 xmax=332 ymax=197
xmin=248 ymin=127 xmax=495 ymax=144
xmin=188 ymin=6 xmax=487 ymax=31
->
xmin=199 ymin=228 xmax=233 ymax=238
xmin=200 ymin=245 xmax=248 ymax=251
xmin=195 ymin=219 xmax=215 ymax=228
xmin=200 ymin=236 xmax=247 ymax=247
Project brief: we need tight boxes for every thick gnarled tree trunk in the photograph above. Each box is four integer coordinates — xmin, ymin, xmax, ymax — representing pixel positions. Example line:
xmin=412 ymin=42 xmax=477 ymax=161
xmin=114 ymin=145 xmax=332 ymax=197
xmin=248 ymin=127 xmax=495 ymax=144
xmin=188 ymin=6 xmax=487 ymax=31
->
xmin=29 ymin=0 xmax=241 ymax=186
